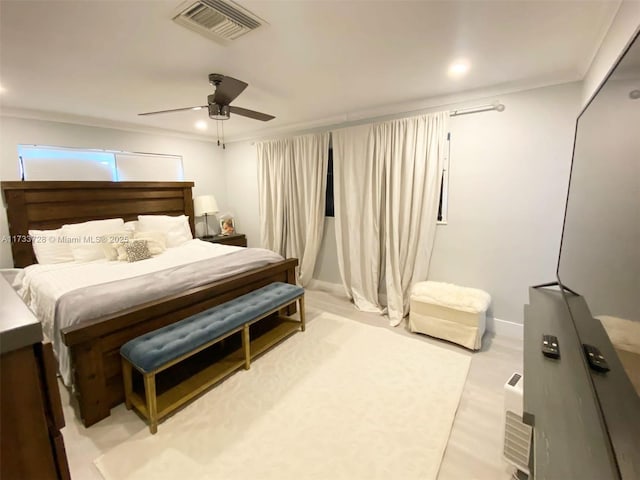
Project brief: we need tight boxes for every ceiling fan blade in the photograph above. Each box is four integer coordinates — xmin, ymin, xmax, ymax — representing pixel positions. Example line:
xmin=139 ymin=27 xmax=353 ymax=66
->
xmin=212 ymin=75 xmax=248 ymax=105
xmin=230 ymin=106 xmax=275 ymax=121
xmin=138 ymin=105 xmax=207 ymax=116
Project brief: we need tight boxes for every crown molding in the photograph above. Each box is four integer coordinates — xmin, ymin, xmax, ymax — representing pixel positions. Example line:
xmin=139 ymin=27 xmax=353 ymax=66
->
xmin=0 ymin=107 xmax=218 ymax=144
xmin=227 ymin=75 xmax=581 ymax=144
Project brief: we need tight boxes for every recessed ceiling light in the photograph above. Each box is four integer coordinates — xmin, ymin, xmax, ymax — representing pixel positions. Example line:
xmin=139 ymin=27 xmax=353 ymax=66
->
xmin=195 ymin=120 xmax=207 ymax=130
xmin=448 ymin=60 xmax=470 ymax=78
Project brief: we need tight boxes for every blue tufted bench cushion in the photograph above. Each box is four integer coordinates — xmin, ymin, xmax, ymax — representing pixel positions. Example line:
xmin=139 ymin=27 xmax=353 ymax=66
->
xmin=121 ymin=282 xmax=304 ymax=373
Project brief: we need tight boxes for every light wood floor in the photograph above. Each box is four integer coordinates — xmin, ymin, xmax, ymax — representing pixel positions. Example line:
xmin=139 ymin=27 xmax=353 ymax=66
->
xmin=59 ymin=288 xmax=522 ymax=479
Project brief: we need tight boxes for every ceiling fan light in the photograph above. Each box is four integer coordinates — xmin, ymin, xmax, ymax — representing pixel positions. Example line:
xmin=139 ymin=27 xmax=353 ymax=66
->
xmin=208 ymin=103 xmax=230 ymax=120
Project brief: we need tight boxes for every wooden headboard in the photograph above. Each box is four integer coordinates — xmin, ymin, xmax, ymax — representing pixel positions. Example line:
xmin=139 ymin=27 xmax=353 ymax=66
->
xmin=1 ymin=181 xmax=195 ymax=268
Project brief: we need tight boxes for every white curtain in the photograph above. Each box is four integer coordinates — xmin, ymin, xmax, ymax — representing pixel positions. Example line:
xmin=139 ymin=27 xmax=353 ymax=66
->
xmin=333 ymin=112 xmax=449 ymax=326
xmin=257 ymin=133 xmax=329 ymax=286
xmin=332 ymin=125 xmax=385 ymax=313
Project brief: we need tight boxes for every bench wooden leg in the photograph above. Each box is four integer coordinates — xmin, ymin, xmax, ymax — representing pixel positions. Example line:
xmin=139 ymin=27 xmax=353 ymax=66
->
xmin=242 ymin=324 xmax=251 ymax=370
xmin=121 ymin=358 xmax=133 ymax=410
xmin=299 ymin=295 xmax=306 ymax=332
xmin=144 ymin=373 xmax=158 ymax=434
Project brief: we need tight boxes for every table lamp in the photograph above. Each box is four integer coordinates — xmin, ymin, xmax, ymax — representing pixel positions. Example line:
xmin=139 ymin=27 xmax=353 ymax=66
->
xmin=194 ymin=194 xmax=219 ymax=239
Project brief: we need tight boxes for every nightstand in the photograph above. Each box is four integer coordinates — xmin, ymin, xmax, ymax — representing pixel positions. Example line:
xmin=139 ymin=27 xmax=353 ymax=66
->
xmin=202 ymin=233 xmax=247 ymax=247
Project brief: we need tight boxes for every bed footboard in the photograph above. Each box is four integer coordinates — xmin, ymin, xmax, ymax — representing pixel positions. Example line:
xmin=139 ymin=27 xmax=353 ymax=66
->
xmin=61 ymin=258 xmax=298 ymax=427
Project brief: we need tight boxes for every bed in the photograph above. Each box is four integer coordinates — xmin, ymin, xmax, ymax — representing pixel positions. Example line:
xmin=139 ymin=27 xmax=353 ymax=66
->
xmin=1 ymin=181 xmax=298 ymax=427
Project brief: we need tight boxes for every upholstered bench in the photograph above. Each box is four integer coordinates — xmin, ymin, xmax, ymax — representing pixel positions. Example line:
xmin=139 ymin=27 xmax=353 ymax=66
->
xmin=409 ymin=281 xmax=490 ymax=350
xmin=121 ymin=282 xmax=305 ymax=433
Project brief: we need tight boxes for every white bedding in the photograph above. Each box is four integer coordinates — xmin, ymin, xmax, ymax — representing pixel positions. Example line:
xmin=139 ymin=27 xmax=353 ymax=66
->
xmin=14 ymin=240 xmax=282 ymax=385
xmin=16 ymin=240 xmax=238 ymax=309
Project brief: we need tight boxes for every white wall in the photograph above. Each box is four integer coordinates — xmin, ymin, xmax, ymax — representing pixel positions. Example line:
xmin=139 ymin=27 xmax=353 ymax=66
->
xmin=0 ymin=116 xmax=224 ymax=267
xmin=222 ymin=141 xmax=262 ymax=249
xmin=581 ymin=1 xmax=640 ymax=107
xmin=225 ymin=82 xmax=582 ymax=324
xmin=429 ymin=82 xmax=580 ymax=324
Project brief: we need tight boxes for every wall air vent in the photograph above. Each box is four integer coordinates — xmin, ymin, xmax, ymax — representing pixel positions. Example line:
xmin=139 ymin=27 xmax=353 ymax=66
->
xmin=173 ymin=0 xmax=264 ymax=42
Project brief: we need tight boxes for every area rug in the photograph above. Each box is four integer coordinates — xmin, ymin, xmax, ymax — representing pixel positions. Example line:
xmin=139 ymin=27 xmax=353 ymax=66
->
xmin=95 ymin=312 xmax=471 ymax=480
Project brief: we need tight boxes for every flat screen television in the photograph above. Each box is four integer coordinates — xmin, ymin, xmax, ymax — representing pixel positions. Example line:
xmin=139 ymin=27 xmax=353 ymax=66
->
xmin=558 ymin=32 xmax=640 ymax=326
xmin=556 ymin=29 xmax=640 ymax=478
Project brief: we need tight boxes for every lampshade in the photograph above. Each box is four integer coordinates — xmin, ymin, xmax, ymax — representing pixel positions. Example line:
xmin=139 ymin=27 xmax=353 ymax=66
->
xmin=194 ymin=194 xmax=219 ymax=216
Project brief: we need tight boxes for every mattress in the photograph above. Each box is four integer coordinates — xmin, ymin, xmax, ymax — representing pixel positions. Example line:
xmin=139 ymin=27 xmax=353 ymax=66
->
xmin=13 ymin=240 xmax=284 ymax=385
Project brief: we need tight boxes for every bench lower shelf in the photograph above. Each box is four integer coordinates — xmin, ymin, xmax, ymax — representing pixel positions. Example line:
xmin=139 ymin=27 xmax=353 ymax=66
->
xmin=129 ymin=316 xmax=301 ymax=422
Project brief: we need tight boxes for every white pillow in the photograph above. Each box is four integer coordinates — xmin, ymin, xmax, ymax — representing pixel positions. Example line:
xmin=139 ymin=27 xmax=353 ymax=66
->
xmin=115 ymin=242 xmax=129 ymax=262
xmin=28 ymin=228 xmax=74 ymax=264
xmin=99 ymin=231 xmax=132 ymax=261
xmin=124 ymin=220 xmax=139 ymax=233
xmin=133 ymin=231 xmax=167 ymax=255
xmin=137 ymin=215 xmax=192 ymax=248
xmin=61 ymin=218 xmax=125 ymax=262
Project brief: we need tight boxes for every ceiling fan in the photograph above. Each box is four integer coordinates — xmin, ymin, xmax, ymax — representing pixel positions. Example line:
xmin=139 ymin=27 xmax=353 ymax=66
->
xmin=138 ymin=74 xmax=275 ymax=122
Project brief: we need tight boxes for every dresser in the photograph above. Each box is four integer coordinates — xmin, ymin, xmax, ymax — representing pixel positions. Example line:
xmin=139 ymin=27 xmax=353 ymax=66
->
xmin=524 ymin=286 xmax=640 ymax=479
xmin=203 ymin=233 xmax=247 ymax=247
xmin=0 ymin=273 xmax=71 ymax=480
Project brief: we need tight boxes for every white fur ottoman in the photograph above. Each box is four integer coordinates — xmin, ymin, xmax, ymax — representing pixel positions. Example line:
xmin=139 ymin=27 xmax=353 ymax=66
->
xmin=409 ymin=281 xmax=491 ymax=350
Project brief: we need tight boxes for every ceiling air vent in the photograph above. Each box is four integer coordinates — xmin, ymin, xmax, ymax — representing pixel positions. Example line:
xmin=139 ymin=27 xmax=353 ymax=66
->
xmin=173 ymin=0 xmax=264 ymax=42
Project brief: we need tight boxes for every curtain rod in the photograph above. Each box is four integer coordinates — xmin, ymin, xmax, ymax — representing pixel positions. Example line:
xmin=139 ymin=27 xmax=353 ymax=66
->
xmin=249 ymin=102 xmax=506 ymax=145
xmin=449 ymin=103 xmax=505 ymax=117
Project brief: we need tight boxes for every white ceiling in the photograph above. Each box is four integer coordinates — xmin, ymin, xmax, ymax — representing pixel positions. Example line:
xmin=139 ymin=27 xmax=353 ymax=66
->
xmin=0 ymin=0 xmax=620 ymax=142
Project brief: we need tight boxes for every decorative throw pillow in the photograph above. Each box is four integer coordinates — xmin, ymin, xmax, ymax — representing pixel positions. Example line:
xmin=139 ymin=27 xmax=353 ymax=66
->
xmin=133 ymin=231 xmax=167 ymax=256
xmin=99 ymin=231 xmax=132 ymax=261
xmin=124 ymin=240 xmax=151 ymax=263
xmin=115 ymin=242 xmax=129 ymax=262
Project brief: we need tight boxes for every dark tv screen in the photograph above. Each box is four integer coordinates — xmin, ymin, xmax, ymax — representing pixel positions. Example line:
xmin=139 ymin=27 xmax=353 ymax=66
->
xmin=557 ymin=35 xmax=640 ymax=323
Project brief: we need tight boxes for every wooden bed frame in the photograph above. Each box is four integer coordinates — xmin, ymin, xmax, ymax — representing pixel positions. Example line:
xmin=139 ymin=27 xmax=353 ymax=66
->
xmin=1 ymin=181 xmax=297 ymax=427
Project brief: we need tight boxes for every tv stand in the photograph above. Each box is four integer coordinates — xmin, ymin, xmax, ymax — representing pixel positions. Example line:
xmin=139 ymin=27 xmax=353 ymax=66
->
xmin=524 ymin=286 xmax=640 ymax=479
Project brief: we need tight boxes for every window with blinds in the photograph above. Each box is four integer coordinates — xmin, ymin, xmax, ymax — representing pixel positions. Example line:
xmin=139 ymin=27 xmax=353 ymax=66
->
xmin=17 ymin=145 xmax=184 ymax=181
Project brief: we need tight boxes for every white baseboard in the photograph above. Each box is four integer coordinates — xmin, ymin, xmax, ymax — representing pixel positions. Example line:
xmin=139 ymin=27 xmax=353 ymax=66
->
xmin=307 ymin=279 xmax=524 ymax=340
xmin=487 ymin=317 xmax=523 ymax=339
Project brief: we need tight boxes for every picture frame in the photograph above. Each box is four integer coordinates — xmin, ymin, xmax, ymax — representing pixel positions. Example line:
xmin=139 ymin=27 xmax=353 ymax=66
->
xmin=219 ymin=214 xmax=235 ymax=236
